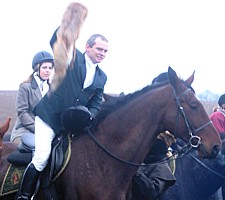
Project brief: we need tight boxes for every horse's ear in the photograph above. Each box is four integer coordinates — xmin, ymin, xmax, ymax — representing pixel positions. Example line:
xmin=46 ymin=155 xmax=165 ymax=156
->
xmin=185 ymin=71 xmax=195 ymax=85
xmin=168 ymin=66 xmax=179 ymax=88
xmin=0 ymin=118 xmax=11 ymax=139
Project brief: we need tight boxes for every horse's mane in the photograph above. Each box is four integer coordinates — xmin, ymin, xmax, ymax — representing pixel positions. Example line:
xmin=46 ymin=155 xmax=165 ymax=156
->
xmin=91 ymin=76 xmax=194 ymax=130
xmin=92 ymin=81 xmax=169 ymax=129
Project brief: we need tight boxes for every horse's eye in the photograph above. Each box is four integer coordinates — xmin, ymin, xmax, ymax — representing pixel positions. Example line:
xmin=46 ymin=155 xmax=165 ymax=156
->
xmin=190 ymin=102 xmax=198 ymax=110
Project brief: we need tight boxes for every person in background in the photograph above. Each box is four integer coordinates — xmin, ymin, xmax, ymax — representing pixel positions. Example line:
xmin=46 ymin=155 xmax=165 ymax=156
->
xmin=132 ymin=131 xmax=176 ymax=200
xmin=151 ymin=72 xmax=168 ymax=85
xmin=210 ymin=94 xmax=225 ymax=134
xmin=16 ymin=29 xmax=108 ymax=200
xmin=10 ymin=51 xmax=54 ymax=144
xmin=209 ymin=94 xmax=225 ymax=199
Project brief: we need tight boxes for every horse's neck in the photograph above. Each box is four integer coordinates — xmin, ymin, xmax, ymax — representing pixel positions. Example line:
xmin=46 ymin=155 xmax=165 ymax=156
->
xmin=98 ymin=89 xmax=168 ymax=164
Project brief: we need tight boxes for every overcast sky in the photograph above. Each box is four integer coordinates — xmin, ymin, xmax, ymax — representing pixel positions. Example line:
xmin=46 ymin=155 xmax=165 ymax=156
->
xmin=0 ymin=0 xmax=225 ymax=95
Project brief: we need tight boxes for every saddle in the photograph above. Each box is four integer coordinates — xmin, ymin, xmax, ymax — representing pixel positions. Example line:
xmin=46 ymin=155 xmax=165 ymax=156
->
xmin=0 ymin=132 xmax=71 ymax=198
xmin=7 ymin=132 xmax=71 ymax=181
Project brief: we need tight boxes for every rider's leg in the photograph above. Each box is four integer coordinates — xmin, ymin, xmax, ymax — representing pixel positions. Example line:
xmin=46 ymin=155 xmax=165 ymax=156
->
xmin=16 ymin=163 xmax=40 ymax=200
xmin=31 ymin=116 xmax=55 ymax=171
xmin=16 ymin=116 xmax=55 ymax=200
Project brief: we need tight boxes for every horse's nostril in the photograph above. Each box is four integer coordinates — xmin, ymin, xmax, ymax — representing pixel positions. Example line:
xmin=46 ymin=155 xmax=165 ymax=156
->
xmin=212 ymin=145 xmax=220 ymax=157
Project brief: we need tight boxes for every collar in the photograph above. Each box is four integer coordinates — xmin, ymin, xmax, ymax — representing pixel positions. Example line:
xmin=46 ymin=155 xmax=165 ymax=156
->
xmin=33 ymin=73 xmax=48 ymax=89
xmin=217 ymin=107 xmax=225 ymax=117
xmin=85 ymin=54 xmax=97 ymax=68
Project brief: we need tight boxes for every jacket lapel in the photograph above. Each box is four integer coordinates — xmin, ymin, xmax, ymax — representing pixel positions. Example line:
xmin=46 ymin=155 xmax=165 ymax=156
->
xmin=31 ymin=78 xmax=42 ymax=101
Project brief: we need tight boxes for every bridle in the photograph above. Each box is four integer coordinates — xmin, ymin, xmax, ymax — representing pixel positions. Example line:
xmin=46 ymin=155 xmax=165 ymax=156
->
xmin=172 ymin=87 xmax=212 ymax=149
xmin=86 ymin=86 xmax=213 ymax=166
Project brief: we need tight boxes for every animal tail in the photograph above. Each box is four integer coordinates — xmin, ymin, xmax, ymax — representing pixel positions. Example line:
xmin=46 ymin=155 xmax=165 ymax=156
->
xmin=49 ymin=2 xmax=88 ymax=93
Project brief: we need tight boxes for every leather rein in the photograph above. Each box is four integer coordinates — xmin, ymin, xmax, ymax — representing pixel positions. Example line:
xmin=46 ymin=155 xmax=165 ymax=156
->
xmin=87 ymin=87 xmax=212 ymax=167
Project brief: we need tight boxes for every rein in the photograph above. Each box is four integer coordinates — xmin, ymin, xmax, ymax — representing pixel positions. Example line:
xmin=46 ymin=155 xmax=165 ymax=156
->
xmin=87 ymin=129 xmax=143 ymax=166
xmin=87 ymin=128 xmax=191 ymax=166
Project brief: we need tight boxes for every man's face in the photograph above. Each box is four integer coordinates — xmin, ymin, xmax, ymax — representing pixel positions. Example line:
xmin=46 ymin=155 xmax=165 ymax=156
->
xmin=222 ymin=104 xmax=225 ymax=110
xmin=85 ymin=37 xmax=108 ymax=64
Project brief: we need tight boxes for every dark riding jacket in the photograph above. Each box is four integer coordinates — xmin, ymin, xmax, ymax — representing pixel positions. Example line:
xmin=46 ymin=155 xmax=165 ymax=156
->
xmin=34 ymin=49 xmax=107 ymax=135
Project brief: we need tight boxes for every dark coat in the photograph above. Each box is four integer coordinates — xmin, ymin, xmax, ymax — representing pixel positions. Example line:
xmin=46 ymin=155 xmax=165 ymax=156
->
xmin=131 ymin=139 xmax=176 ymax=200
xmin=34 ymin=49 xmax=107 ymax=134
xmin=132 ymin=162 xmax=176 ymax=200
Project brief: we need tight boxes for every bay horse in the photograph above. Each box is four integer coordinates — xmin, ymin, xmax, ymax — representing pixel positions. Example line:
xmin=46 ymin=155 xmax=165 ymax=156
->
xmin=161 ymin=133 xmax=225 ymax=200
xmin=0 ymin=118 xmax=17 ymax=200
xmin=0 ymin=118 xmax=12 ymax=162
xmin=0 ymin=67 xmax=222 ymax=200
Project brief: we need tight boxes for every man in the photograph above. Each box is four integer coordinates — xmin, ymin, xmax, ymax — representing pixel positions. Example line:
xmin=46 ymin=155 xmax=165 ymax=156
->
xmin=16 ymin=30 xmax=109 ymax=200
xmin=210 ymin=94 xmax=225 ymax=134
xmin=209 ymin=94 xmax=225 ymax=199
xmin=131 ymin=131 xmax=176 ymax=200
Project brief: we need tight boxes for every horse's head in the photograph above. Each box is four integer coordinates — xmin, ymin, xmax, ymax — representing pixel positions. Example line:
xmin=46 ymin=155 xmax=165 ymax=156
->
xmin=163 ymin=67 xmax=221 ymax=158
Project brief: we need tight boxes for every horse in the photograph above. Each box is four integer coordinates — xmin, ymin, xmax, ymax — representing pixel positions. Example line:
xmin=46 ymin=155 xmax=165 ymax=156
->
xmin=161 ymin=133 xmax=225 ymax=200
xmin=0 ymin=118 xmax=18 ymax=200
xmin=0 ymin=67 xmax=222 ymax=200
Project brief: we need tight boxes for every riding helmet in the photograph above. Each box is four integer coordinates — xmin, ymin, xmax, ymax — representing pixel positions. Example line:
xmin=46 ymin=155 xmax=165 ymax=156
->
xmin=218 ymin=94 xmax=225 ymax=107
xmin=32 ymin=51 xmax=54 ymax=70
xmin=152 ymin=72 xmax=168 ymax=84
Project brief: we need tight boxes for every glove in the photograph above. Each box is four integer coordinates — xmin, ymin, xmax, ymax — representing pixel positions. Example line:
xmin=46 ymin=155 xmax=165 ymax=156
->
xmin=60 ymin=105 xmax=92 ymax=132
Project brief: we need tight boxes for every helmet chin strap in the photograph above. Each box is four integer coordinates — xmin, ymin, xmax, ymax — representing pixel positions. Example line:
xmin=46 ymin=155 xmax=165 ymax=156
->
xmin=34 ymin=72 xmax=48 ymax=83
xmin=37 ymin=73 xmax=46 ymax=82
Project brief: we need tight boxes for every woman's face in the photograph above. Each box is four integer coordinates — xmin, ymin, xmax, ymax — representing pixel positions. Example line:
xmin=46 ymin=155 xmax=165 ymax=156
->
xmin=39 ymin=62 xmax=53 ymax=80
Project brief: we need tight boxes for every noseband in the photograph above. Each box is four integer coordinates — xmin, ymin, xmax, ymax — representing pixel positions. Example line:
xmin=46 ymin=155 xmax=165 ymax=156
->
xmin=172 ymin=87 xmax=212 ymax=148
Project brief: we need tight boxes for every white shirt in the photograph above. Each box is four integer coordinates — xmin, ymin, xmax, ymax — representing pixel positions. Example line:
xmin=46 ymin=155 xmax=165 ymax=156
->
xmin=34 ymin=73 xmax=49 ymax=97
xmin=83 ymin=54 xmax=97 ymax=89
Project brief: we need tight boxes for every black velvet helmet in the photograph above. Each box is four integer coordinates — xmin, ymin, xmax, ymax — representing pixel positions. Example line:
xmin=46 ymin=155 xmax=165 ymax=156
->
xmin=218 ymin=94 xmax=225 ymax=107
xmin=60 ymin=105 xmax=93 ymax=133
xmin=32 ymin=51 xmax=54 ymax=70
xmin=152 ymin=72 xmax=168 ymax=84
xmin=50 ymin=27 xmax=60 ymax=49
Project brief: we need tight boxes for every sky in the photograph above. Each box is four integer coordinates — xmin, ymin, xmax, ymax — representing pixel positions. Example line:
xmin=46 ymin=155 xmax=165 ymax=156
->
xmin=0 ymin=0 xmax=225 ymax=95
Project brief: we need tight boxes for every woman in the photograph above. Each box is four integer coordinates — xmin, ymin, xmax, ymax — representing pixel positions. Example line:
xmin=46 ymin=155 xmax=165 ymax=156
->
xmin=10 ymin=51 xmax=54 ymax=144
